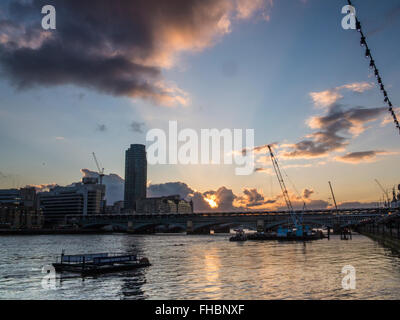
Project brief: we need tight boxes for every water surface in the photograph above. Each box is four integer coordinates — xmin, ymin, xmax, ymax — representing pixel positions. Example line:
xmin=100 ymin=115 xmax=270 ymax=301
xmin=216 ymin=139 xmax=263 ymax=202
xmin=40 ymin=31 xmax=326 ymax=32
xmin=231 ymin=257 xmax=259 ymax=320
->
xmin=0 ymin=233 xmax=399 ymax=299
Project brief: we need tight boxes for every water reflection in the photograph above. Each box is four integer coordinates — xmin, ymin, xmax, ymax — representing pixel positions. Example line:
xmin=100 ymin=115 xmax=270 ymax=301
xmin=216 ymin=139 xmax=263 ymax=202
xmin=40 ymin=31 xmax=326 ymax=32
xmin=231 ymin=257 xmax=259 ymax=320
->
xmin=202 ymin=248 xmax=222 ymax=298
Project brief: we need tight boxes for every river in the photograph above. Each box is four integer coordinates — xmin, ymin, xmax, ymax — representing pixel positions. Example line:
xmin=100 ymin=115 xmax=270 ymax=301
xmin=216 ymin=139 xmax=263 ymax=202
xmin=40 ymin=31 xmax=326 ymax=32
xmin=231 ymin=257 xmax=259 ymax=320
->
xmin=1 ymin=233 xmax=400 ymax=299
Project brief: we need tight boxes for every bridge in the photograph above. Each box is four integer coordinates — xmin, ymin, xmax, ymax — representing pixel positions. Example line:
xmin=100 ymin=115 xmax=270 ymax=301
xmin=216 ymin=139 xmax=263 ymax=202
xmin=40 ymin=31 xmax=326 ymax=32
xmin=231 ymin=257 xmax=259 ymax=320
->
xmin=47 ymin=207 xmax=399 ymax=234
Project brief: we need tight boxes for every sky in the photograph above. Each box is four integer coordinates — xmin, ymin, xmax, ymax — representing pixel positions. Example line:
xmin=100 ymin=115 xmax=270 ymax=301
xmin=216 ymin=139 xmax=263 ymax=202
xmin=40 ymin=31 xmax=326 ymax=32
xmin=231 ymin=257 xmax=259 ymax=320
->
xmin=0 ymin=0 xmax=400 ymax=211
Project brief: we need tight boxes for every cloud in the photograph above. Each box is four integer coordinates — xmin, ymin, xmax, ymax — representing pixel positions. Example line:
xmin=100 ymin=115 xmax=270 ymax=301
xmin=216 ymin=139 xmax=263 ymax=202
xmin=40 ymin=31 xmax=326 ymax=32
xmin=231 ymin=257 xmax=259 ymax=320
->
xmin=96 ymin=124 xmax=107 ymax=132
xmin=0 ymin=0 xmax=272 ymax=107
xmin=147 ymin=181 xmax=194 ymax=199
xmin=254 ymin=167 xmax=274 ymax=175
xmin=335 ymin=150 xmax=396 ymax=164
xmin=236 ymin=0 xmax=273 ymax=20
xmin=130 ymin=121 xmax=145 ymax=133
xmin=204 ymin=187 xmax=237 ymax=211
xmin=28 ymin=183 xmax=59 ymax=192
xmin=302 ymin=188 xmax=314 ymax=199
xmin=309 ymin=82 xmax=374 ymax=108
xmin=236 ymin=188 xmax=276 ymax=208
xmin=80 ymin=169 xmax=124 ymax=205
xmin=148 ymin=182 xmax=238 ymax=211
xmin=338 ymin=201 xmax=380 ymax=209
xmin=310 ymin=90 xmax=343 ymax=108
xmin=283 ymin=104 xmax=386 ymax=159
xmin=338 ymin=82 xmax=374 ymax=93
xmin=381 ymin=107 xmax=400 ymax=127
xmin=252 ymin=143 xmax=274 ymax=154
xmin=251 ymin=82 xmax=384 ymax=163
xmin=271 ymin=189 xmax=330 ymax=211
xmin=31 ymin=171 xmax=380 ymax=211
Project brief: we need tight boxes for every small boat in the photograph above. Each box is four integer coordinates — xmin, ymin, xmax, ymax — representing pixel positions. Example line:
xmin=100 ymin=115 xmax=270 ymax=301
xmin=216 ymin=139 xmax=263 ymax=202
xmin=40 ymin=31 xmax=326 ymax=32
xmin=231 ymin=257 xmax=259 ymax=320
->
xmin=229 ymin=228 xmax=247 ymax=242
xmin=52 ymin=251 xmax=151 ymax=275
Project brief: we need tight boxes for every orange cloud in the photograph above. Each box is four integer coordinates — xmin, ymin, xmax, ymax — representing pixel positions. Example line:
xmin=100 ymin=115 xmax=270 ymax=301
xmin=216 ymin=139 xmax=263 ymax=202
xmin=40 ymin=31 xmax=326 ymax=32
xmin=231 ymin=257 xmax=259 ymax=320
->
xmin=309 ymin=82 xmax=374 ymax=108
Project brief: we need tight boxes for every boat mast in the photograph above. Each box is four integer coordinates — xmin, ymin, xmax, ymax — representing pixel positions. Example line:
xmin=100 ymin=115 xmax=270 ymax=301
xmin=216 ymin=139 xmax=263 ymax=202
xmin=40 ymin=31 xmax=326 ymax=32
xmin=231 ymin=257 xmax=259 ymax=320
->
xmin=267 ymin=145 xmax=299 ymax=228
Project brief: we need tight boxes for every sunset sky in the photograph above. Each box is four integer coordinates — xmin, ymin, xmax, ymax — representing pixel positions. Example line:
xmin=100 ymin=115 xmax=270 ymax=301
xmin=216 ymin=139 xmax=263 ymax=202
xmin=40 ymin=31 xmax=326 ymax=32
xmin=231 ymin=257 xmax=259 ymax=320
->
xmin=0 ymin=0 xmax=400 ymax=211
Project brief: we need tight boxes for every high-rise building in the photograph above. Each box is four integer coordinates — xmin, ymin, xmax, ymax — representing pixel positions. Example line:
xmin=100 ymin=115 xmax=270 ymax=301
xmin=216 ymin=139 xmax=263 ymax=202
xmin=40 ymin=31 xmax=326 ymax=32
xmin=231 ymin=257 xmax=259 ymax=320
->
xmin=124 ymin=144 xmax=147 ymax=210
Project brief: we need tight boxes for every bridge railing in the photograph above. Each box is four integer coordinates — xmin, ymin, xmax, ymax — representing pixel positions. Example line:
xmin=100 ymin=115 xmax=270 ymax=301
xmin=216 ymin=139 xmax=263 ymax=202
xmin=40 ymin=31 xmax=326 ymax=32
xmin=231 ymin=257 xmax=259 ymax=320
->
xmin=41 ymin=207 xmax=397 ymax=223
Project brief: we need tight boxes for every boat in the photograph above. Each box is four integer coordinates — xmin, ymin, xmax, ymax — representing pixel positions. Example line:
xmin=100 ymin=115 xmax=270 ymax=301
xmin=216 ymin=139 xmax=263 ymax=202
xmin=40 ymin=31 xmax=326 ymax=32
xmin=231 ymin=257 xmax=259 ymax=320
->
xmin=247 ymin=226 xmax=325 ymax=241
xmin=249 ymin=146 xmax=324 ymax=242
xmin=52 ymin=251 xmax=151 ymax=275
xmin=229 ymin=228 xmax=247 ymax=242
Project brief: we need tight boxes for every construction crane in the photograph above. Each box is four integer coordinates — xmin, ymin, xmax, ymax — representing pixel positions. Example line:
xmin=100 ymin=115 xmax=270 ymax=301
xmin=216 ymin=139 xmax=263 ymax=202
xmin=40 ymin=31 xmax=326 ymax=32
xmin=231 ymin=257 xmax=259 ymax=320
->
xmin=267 ymin=145 xmax=300 ymax=228
xmin=328 ymin=181 xmax=338 ymax=212
xmin=92 ymin=152 xmax=106 ymax=213
xmin=92 ymin=152 xmax=105 ymax=186
xmin=374 ymin=179 xmax=390 ymax=206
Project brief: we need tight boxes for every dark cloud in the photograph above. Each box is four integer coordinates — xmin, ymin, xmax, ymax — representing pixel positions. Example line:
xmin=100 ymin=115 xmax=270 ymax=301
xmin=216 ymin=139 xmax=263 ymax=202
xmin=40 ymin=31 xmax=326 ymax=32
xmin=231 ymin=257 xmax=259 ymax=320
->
xmin=96 ymin=124 xmax=107 ymax=132
xmin=305 ymin=200 xmax=329 ymax=210
xmin=0 ymin=0 xmax=270 ymax=106
xmin=335 ymin=150 xmax=391 ymax=164
xmin=283 ymin=104 xmax=386 ymax=159
xmin=130 ymin=121 xmax=145 ymax=133
xmin=0 ymin=41 xmax=162 ymax=99
xmin=205 ymin=187 xmax=237 ymax=211
xmin=302 ymin=188 xmax=314 ymax=199
xmin=190 ymin=192 xmax=215 ymax=212
xmin=147 ymin=182 xmax=194 ymax=199
xmin=148 ymin=182 xmax=237 ymax=212
xmin=243 ymin=188 xmax=264 ymax=205
xmin=236 ymin=188 xmax=275 ymax=208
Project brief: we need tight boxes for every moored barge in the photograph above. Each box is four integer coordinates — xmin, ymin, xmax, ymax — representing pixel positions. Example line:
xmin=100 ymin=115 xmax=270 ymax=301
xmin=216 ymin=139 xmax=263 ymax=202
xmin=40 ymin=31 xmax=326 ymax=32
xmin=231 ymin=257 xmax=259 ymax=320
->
xmin=53 ymin=252 xmax=151 ymax=275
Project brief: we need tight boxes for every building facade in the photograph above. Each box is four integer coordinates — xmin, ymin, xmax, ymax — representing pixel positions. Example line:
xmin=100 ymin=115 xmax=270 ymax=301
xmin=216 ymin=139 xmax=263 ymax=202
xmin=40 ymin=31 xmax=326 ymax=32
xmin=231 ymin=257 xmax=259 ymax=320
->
xmin=124 ymin=144 xmax=147 ymax=210
xmin=0 ymin=204 xmax=43 ymax=229
xmin=0 ymin=188 xmax=43 ymax=229
xmin=0 ymin=189 xmax=20 ymax=204
xmin=136 ymin=195 xmax=193 ymax=214
xmin=38 ymin=178 xmax=105 ymax=216
xmin=105 ymin=200 xmax=124 ymax=215
xmin=0 ymin=187 xmax=37 ymax=208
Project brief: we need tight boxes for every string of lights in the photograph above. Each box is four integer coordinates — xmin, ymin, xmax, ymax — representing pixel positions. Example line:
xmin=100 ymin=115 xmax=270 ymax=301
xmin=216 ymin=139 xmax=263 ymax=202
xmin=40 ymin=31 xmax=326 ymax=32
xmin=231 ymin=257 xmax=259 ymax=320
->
xmin=347 ymin=0 xmax=400 ymax=135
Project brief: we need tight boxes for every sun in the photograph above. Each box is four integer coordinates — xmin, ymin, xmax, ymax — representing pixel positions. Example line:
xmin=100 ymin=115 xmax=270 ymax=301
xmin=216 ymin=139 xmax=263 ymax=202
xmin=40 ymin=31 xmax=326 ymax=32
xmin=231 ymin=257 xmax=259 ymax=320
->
xmin=204 ymin=195 xmax=218 ymax=208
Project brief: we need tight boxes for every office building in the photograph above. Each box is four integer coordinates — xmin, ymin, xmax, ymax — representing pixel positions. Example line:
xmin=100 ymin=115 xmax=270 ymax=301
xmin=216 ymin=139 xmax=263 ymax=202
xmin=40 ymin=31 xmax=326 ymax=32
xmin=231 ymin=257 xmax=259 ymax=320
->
xmin=38 ymin=178 xmax=105 ymax=216
xmin=124 ymin=144 xmax=147 ymax=210
xmin=0 ymin=188 xmax=43 ymax=229
xmin=0 ymin=187 xmax=38 ymax=208
xmin=0 ymin=204 xmax=43 ymax=229
xmin=0 ymin=189 xmax=20 ymax=204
